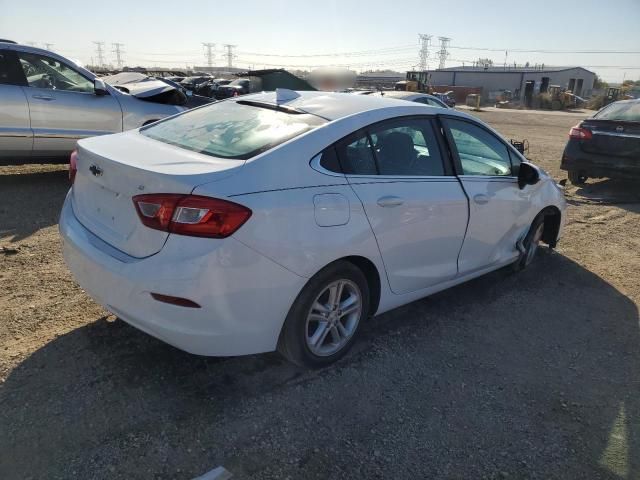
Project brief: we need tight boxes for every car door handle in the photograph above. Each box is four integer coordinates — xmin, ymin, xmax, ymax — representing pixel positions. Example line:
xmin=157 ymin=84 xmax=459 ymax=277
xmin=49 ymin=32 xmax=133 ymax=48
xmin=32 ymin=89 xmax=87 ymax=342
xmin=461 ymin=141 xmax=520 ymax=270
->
xmin=377 ymin=196 xmax=404 ymax=208
xmin=473 ymin=194 xmax=490 ymax=205
xmin=32 ymin=94 xmax=54 ymax=101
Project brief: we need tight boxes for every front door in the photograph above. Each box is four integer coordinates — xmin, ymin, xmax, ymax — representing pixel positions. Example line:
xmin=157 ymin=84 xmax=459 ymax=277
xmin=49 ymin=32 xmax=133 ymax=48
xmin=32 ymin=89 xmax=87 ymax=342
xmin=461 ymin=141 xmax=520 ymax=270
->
xmin=15 ymin=50 xmax=122 ymax=158
xmin=337 ymin=116 xmax=468 ymax=294
xmin=442 ymin=117 xmax=529 ymax=275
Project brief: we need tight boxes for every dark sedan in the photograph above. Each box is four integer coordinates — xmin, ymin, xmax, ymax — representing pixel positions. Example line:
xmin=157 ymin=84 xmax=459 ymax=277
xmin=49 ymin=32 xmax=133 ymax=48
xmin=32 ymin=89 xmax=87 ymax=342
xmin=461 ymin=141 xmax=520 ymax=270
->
xmin=561 ymin=99 xmax=640 ymax=184
xmin=214 ymin=78 xmax=251 ymax=99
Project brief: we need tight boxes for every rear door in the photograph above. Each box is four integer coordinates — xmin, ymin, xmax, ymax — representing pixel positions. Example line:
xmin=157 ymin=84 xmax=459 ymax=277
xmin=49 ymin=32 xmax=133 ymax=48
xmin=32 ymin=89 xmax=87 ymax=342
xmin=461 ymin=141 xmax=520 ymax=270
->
xmin=0 ymin=49 xmax=32 ymax=161
xmin=15 ymin=50 xmax=122 ymax=158
xmin=441 ymin=116 xmax=529 ymax=275
xmin=338 ymin=116 xmax=468 ymax=294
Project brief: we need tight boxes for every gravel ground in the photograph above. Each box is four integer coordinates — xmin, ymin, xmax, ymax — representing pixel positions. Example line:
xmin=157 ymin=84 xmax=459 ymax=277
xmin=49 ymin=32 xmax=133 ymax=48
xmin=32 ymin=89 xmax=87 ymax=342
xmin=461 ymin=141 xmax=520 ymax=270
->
xmin=1 ymin=109 xmax=639 ymax=479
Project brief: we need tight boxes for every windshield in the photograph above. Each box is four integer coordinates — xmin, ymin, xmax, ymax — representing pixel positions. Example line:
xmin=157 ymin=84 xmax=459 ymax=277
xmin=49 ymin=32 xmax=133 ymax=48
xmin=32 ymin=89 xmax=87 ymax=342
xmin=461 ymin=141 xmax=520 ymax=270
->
xmin=594 ymin=101 xmax=640 ymax=122
xmin=141 ymin=100 xmax=326 ymax=159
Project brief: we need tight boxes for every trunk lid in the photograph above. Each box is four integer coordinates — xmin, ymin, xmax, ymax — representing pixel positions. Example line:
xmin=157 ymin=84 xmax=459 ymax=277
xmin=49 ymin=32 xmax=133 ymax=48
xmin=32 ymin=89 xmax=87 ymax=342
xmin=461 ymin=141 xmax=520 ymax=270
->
xmin=581 ymin=119 xmax=640 ymax=159
xmin=71 ymin=130 xmax=243 ymax=258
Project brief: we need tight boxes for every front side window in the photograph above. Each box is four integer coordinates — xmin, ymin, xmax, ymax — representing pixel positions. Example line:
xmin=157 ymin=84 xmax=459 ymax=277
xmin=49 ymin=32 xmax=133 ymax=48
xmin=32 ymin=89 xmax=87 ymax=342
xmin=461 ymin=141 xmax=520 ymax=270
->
xmin=142 ymin=100 xmax=325 ymax=160
xmin=17 ymin=52 xmax=94 ymax=93
xmin=446 ymin=119 xmax=512 ymax=176
xmin=415 ymin=96 xmax=446 ymax=108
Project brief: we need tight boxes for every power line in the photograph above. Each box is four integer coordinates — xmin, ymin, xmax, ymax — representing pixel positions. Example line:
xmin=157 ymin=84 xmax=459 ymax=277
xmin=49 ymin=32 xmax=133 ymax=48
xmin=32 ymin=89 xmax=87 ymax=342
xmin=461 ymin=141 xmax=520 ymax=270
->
xmin=202 ymin=43 xmax=215 ymax=68
xmin=112 ymin=43 xmax=125 ymax=69
xmin=223 ymin=44 xmax=237 ymax=68
xmin=92 ymin=41 xmax=105 ymax=67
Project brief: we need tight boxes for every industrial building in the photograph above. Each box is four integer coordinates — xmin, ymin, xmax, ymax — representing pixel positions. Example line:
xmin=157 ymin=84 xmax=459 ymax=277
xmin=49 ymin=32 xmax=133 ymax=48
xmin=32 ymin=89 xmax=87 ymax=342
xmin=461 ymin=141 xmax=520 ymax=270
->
xmin=407 ymin=65 xmax=596 ymax=103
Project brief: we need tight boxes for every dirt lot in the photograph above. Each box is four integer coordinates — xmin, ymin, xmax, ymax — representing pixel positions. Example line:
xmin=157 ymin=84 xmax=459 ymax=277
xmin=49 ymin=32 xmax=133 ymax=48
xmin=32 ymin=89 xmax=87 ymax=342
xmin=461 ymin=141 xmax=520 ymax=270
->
xmin=1 ymin=109 xmax=639 ymax=479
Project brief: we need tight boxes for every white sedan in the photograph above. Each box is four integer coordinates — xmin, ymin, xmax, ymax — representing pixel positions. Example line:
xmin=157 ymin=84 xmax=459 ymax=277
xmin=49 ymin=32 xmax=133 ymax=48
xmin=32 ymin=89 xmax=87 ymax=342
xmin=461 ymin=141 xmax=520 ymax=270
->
xmin=60 ymin=90 xmax=566 ymax=367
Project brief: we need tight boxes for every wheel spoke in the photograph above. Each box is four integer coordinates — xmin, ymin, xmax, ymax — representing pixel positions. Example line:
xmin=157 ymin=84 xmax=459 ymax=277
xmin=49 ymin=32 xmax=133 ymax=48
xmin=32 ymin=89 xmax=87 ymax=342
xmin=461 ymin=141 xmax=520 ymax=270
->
xmin=340 ymin=294 xmax=360 ymax=317
xmin=336 ymin=319 xmax=349 ymax=337
xmin=312 ymin=301 xmax=330 ymax=314
xmin=328 ymin=282 xmax=344 ymax=309
xmin=309 ymin=321 xmax=330 ymax=347
xmin=329 ymin=325 xmax=341 ymax=344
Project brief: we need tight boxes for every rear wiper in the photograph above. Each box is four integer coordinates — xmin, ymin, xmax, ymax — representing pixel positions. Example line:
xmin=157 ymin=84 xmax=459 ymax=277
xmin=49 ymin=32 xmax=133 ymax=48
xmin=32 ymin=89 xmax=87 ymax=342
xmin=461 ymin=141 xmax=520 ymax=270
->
xmin=236 ymin=100 xmax=304 ymax=115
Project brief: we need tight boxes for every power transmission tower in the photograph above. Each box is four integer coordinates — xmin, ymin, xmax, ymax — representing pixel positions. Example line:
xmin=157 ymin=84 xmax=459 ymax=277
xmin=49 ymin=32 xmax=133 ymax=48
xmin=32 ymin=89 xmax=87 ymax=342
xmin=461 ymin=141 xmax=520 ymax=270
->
xmin=418 ymin=34 xmax=432 ymax=71
xmin=93 ymin=41 xmax=106 ymax=67
xmin=44 ymin=43 xmax=54 ymax=51
xmin=112 ymin=43 xmax=125 ymax=69
xmin=223 ymin=44 xmax=237 ymax=69
xmin=202 ymin=43 xmax=216 ymax=68
xmin=437 ymin=37 xmax=451 ymax=70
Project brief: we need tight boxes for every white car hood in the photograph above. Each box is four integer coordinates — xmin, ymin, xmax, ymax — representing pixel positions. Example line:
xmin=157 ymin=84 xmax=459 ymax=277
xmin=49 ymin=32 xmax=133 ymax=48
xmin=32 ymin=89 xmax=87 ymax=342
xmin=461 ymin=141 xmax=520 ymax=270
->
xmin=103 ymin=72 xmax=176 ymax=98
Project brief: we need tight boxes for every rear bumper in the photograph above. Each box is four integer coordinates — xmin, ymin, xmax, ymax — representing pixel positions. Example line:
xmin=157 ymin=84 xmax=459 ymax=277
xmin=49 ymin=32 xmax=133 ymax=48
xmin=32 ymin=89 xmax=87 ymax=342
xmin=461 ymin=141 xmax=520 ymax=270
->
xmin=59 ymin=191 xmax=306 ymax=356
xmin=561 ymin=143 xmax=640 ymax=179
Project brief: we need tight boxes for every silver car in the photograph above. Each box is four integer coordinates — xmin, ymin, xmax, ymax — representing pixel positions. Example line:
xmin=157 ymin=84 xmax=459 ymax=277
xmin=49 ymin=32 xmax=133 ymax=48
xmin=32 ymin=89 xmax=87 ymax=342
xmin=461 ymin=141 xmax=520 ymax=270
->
xmin=0 ymin=41 xmax=185 ymax=165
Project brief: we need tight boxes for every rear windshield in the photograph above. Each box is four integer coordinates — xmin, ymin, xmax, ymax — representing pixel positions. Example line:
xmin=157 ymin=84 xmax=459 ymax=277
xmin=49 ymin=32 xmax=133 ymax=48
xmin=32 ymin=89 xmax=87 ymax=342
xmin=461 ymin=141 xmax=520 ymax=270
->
xmin=594 ymin=101 xmax=640 ymax=122
xmin=141 ymin=100 xmax=325 ymax=159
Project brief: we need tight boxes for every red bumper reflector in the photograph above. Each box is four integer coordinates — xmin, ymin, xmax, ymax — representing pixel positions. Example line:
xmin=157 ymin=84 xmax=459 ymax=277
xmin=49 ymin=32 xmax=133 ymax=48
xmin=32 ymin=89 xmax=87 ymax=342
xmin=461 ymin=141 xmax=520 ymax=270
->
xmin=150 ymin=293 xmax=201 ymax=308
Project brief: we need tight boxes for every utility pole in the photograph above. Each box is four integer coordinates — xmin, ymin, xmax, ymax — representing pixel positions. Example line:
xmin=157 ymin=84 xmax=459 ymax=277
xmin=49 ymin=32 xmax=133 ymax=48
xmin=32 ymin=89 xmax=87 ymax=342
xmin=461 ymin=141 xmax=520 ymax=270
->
xmin=202 ymin=43 xmax=216 ymax=69
xmin=93 ymin=41 xmax=106 ymax=68
xmin=112 ymin=43 xmax=125 ymax=69
xmin=223 ymin=44 xmax=237 ymax=69
xmin=437 ymin=37 xmax=451 ymax=70
xmin=418 ymin=34 xmax=432 ymax=71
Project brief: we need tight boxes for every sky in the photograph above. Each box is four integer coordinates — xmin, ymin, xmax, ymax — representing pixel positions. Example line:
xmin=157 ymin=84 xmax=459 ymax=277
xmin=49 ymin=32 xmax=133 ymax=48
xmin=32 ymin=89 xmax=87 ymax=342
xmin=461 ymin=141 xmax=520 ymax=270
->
xmin=2 ymin=0 xmax=640 ymax=82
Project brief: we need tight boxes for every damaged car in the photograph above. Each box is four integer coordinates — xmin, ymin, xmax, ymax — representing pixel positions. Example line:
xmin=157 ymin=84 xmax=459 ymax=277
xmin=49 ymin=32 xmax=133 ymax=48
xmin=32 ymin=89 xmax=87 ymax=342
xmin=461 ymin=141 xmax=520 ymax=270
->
xmin=0 ymin=41 xmax=197 ymax=165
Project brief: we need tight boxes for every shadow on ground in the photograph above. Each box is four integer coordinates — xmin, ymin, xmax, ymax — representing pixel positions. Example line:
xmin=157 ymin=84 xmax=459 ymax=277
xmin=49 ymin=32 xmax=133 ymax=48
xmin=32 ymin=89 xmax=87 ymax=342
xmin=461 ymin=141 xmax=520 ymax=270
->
xmin=567 ymin=178 xmax=640 ymax=211
xmin=1 ymin=251 xmax=638 ymax=479
xmin=0 ymin=169 xmax=69 ymax=242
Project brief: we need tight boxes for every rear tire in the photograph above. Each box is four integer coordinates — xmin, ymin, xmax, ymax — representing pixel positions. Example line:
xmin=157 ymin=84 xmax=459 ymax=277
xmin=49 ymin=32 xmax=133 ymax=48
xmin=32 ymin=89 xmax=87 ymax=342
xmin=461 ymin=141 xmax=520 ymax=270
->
xmin=278 ymin=261 xmax=370 ymax=368
xmin=568 ymin=170 xmax=588 ymax=185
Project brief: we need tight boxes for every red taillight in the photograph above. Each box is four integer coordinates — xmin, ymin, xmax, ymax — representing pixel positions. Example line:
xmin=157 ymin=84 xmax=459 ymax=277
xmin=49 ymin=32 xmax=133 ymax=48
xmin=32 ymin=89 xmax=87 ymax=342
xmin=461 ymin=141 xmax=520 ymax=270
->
xmin=569 ymin=125 xmax=592 ymax=140
xmin=69 ymin=149 xmax=78 ymax=184
xmin=132 ymin=194 xmax=252 ymax=238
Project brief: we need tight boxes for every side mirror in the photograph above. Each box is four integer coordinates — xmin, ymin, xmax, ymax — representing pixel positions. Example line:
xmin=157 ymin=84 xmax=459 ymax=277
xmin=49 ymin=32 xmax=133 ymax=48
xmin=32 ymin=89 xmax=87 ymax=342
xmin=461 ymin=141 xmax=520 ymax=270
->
xmin=518 ymin=161 xmax=541 ymax=189
xmin=94 ymin=78 xmax=108 ymax=96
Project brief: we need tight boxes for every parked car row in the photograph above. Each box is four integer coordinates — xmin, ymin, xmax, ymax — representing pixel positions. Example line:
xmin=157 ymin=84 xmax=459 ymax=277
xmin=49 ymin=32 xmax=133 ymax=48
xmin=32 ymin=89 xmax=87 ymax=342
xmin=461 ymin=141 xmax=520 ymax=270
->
xmin=0 ymin=41 xmax=187 ymax=164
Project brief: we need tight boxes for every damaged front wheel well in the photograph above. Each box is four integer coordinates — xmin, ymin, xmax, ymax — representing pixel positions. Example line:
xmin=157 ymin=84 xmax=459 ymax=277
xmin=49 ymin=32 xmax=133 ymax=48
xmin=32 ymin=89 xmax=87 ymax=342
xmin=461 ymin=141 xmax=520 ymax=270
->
xmin=540 ymin=206 xmax=562 ymax=248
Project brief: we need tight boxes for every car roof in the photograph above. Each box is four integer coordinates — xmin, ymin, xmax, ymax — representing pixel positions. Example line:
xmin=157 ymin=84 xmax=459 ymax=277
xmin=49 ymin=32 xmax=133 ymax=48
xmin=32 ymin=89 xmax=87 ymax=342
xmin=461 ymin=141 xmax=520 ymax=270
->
xmin=240 ymin=90 xmax=448 ymax=121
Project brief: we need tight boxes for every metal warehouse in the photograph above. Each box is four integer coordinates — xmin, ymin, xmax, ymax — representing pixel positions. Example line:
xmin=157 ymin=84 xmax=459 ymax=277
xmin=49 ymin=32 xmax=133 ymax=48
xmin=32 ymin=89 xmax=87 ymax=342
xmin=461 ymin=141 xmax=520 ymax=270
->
xmin=408 ymin=65 xmax=596 ymax=102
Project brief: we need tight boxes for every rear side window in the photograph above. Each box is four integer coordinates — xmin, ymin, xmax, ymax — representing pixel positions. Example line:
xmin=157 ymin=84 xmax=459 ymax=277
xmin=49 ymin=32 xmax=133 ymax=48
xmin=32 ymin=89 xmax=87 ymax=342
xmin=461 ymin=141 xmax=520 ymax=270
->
xmin=369 ymin=118 xmax=445 ymax=176
xmin=336 ymin=132 xmax=378 ymax=175
xmin=0 ymin=52 xmax=9 ymax=84
xmin=0 ymin=50 xmax=24 ymax=85
xmin=594 ymin=102 xmax=640 ymax=122
xmin=142 ymin=100 xmax=326 ymax=160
